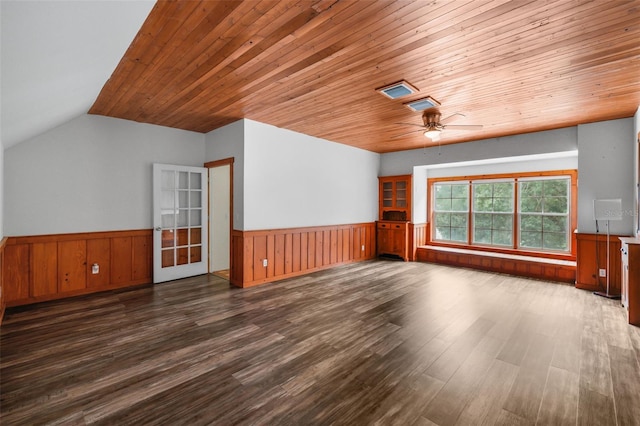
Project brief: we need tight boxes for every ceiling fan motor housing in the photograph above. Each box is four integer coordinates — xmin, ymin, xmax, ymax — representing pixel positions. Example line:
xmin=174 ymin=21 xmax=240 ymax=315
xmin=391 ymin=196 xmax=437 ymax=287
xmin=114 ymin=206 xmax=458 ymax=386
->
xmin=422 ymin=110 xmax=444 ymax=131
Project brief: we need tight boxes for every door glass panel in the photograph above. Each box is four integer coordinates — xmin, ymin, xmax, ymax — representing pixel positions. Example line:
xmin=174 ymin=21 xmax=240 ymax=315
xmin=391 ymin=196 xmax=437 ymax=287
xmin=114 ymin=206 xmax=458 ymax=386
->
xmin=178 ymin=191 xmax=189 ymax=208
xmin=191 ymin=228 xmax=201 ymax=244
xmin=177 ymin=210 xmax=188 ymax=227
xmin=161 ymin=190 xmax=175 ymax=209
xmin=162 ymin=249 xmax=174 ymax=267
xmin=161 ymin=230 xmax=175 ymax=248
xmin=176 ymin=229 xmax=189 ymax=246
xmin=190 ymin=246 xmax=202 ymax=263
xmin=177 ymin=247 xmax=189 ymax=265
xmin=190 ymin=191 xmax=201 ymax=207
xmin=161 ymin=171 xmax=175 ymax=189
xmin=190 ymin=172 xmax=202 ymax=189
xmin=161 ymin=213 xmax=174 ymax=228
xmin=190 ymin=209 xmax=202 ymax=226
xmin=178 ymin=172 xmax=189 ymax=189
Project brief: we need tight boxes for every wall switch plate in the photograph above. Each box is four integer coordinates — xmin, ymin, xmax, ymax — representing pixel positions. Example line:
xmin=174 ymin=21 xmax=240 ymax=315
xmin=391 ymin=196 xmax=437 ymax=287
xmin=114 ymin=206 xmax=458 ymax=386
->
xmin=599 ymin=268 xmax=606 ymax=277
xmin=263 ymin=259 xmax=268 ymax=267
xmin=92 ymin=263 xmax=99 ymax=274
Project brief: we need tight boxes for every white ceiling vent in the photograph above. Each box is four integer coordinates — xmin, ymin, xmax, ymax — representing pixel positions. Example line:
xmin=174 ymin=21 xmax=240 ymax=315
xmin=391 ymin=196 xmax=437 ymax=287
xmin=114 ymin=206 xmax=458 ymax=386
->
xmin=404 ymin=96 xmax=440 ymax=112
xmin=376 ymin=80 xmax=418 ymax=99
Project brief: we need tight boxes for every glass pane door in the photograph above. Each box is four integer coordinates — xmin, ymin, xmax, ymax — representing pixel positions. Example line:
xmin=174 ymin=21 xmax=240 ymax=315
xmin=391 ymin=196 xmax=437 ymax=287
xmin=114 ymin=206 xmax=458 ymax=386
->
xmin=153 ymin=164 xmax=208 ymax=283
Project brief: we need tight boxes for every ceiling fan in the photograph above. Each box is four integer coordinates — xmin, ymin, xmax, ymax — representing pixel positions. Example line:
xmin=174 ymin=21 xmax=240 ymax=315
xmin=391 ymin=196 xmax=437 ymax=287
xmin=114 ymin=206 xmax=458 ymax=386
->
xmin=395 ymin=109 xmax=483 ymax=141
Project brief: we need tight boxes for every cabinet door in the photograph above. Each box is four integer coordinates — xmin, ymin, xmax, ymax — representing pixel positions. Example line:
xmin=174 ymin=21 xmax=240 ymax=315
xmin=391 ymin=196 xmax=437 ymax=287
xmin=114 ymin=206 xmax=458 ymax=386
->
xmin=391 ymin=228 xmax=406 ymax=256
xmin=377 ymin=227 xmax=392 ymax=255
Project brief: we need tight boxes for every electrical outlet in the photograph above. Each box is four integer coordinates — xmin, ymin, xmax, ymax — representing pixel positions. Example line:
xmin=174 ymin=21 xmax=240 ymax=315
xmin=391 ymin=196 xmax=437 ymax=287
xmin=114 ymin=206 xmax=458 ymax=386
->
xmin=263 ymin=259 xmax=268 ymax=267
xmin=361 ymin=244 xmax=365 ymax=251
xmin=599 ymin=268 xmax=606 ymax=277
xmin=92 ymin=263 xmax=100 ymax=274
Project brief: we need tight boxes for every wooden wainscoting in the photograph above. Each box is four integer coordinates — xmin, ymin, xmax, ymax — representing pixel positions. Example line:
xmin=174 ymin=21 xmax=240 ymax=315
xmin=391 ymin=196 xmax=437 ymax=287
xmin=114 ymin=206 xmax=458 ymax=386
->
xmin=231 ymin=223 xmax=376 ymax=288
xmin=416 ymin=246 xmax=576 ymax=283
xmin=576 ymin=233 xmax=622 ymax=294
xmin=409 ymin=223 xmax=428 ymax=261
xmin=2 ymin=230 xmax=152 ymax=307
xmin=0 ymin=237 xmax=7 ymax=323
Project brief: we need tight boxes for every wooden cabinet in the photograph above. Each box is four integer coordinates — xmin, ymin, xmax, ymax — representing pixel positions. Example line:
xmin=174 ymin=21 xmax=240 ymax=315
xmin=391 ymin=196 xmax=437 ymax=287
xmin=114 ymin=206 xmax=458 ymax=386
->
xmin=575 ymin=233 xmax=621 ymax=294
xmin=379 ymin=175 xmax=411 ymax=221
xmin=377 ymin=221 xmax=409 ymax=261
xmin=377 ymin=175 xmax=412 ymax=261
xmin=620 ymin=237 xmax=640 ymax=326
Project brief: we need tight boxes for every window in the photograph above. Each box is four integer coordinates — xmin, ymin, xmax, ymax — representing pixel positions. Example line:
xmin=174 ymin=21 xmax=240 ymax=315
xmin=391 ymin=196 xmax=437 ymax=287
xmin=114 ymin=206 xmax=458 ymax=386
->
xmin=519 ymin=177 xmax=570 ymax=251
xmin=433 ymin=183 xmax=468 ymax=242
xmin=430 ymin=171 xmax=576 ymax=256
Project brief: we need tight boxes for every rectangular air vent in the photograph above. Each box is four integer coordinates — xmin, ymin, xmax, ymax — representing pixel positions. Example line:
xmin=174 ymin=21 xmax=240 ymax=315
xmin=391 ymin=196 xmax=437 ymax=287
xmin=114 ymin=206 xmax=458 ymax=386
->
xmin=404 ymin=96 xmax=440 ymax=112
xmin=376 ymin=80 xmax=418 ymax=99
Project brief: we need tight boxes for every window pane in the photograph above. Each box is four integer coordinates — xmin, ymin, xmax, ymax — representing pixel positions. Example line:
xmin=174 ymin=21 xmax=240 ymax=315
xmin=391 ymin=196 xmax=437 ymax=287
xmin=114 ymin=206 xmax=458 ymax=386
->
xmin=435 ymin=198 xmax=452 ymax=211
xmin=520 ymin=181 xmax=542 ymax=197
xmin=474 ymin=228 xmax=492 ymax=244
xmin=474 ymin=197 xmax=493 ymax=212
xmin=521 ymin=231 xmax=542 ymax=248
xmin=493 ymin=183 xmax=513 ymax=197
xmin=520 ymin=215 xmax=542 ymax=231
xmin=520 ymin=197 xmax=543 ymax=213
xmin=451 ymin=197 xmax=468 ymax=211
xmin=474 ymin=213 xmax=492 ymax=228
xmin=543 ymin=232 xmax=568 ymax=250
xmin=493 ymin=197 xmax=513 ymax=212
xmin=493 ymin=214 xmax=513 ymax=230
xmin=451 ymin=184 xmax=468 ymax=198
xmin=435 ymin=184 xmax=451 ymax=198
xmin=544 ymin=197 xmax=568 ymax=213
xmin=435 ymin=212 xmax=450 ymax=227
xmin=451 ymin=227 xmax=467 ymax=242
xmin=493 ymin=230 xmax=513 ymax=246
xmin=450 ymin=213 xmax=467 ymax=228
xmin=543 ymin=216 xmax=567 ymax=233
xmin=474 ymin=183 xmax=493 ymax=197
xmin=544 ymin=180 xmax=568 ymax=197
xmin=435 ymin=226 xmax=450 ymax=240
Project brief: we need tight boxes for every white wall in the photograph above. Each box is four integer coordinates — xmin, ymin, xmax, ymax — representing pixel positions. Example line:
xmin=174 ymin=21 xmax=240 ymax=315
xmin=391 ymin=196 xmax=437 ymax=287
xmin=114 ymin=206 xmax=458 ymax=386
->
xmin=242 ymin=120 xmax=379 ymax=230
xmin=5 ymin=114 xmax=205 ymax=236
xmin=577 ymin=118 xmax=635 ymax=235
xmin=0 ymin=136 xmax=4 ymax=239
xmin=380 ymin=127 xmax=578 ymax=176
xmin=205 ymin=119 xmax=245 ymax=230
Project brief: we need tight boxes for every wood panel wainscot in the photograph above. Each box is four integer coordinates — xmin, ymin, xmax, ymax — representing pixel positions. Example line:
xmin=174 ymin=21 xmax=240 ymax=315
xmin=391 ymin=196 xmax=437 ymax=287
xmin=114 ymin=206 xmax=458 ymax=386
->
xmin=231 ymin=223 xmax=376 ymax=288
xmin=409 ymin=223 xmax=428 ymax=261
xmin=576 ymin=233 xmax=622 ymax=294
xmin=0 ymin=237 xmax=7 ymax=323
xmin=2 ymin=230 xmax=152 ymax=308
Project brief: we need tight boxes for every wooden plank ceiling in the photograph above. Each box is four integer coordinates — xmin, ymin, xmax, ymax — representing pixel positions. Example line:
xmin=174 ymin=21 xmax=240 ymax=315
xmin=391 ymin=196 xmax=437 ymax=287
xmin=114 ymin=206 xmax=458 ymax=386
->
xmin=89 ymin=0 xmax=640 ymax=153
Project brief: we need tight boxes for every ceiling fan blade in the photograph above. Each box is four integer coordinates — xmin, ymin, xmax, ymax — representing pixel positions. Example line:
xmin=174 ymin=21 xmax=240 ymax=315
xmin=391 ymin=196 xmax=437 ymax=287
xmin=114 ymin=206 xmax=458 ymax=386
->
xmin=395 ymin=122 xmax=425 ymax=128
xmin=441 ymin=112 xmax=465 ymax=124
xmin=444 ymin=124 xmax=483 ymax=130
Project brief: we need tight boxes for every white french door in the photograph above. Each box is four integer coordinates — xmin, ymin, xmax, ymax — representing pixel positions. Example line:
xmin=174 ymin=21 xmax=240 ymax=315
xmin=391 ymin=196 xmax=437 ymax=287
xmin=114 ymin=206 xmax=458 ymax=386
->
xmin=153 ymin=163 xmax=208 ymax=283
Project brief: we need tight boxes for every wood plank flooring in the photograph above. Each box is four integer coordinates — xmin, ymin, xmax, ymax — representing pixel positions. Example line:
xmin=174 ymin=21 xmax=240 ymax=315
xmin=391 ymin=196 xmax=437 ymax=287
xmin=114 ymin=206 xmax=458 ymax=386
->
xmin=2 ymin=260 xmax=640 ymax=425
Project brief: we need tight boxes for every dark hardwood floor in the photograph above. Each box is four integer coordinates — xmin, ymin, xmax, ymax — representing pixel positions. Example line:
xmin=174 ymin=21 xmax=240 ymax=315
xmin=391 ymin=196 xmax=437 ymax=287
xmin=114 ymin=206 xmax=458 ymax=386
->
xmin=2 ymin=260 xmax=640 ymax=425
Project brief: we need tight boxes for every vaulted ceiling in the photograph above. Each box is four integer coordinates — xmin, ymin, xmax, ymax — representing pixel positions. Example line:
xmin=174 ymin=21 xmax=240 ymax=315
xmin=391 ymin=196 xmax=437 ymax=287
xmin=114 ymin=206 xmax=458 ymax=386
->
xmin=89 ymin=0 xmax=640 ymax=153
xmin=3 ymin=1 xmax=639 ymax=153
